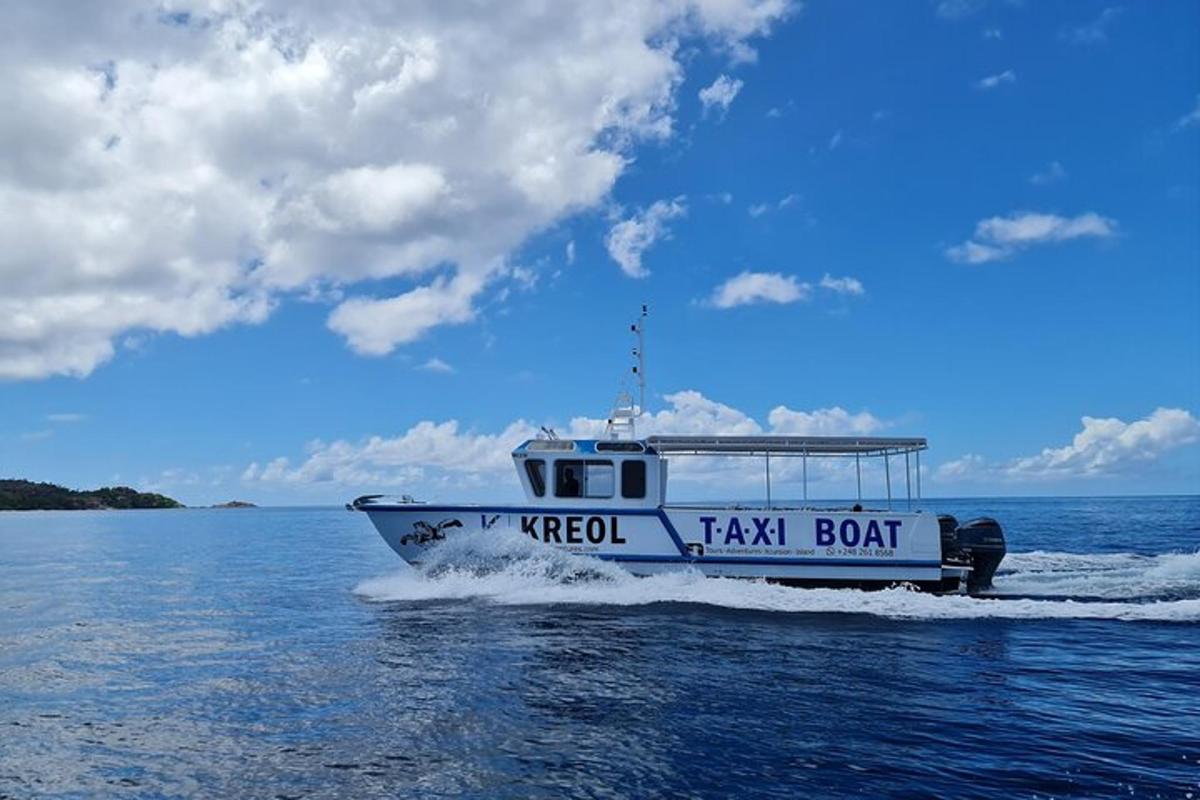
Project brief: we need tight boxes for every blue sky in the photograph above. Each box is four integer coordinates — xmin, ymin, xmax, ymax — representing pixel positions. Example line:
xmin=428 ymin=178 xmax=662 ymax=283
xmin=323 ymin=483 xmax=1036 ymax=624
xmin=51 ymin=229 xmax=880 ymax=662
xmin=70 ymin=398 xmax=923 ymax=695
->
xmin=2 ymin=0 xmax=1198 ymax=504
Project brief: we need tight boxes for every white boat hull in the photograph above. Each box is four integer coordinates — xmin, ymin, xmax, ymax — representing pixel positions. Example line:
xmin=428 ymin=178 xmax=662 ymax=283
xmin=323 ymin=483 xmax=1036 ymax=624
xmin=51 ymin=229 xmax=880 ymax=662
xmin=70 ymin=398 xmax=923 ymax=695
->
xmin=361 ymin=502 xmax=959 ymax=588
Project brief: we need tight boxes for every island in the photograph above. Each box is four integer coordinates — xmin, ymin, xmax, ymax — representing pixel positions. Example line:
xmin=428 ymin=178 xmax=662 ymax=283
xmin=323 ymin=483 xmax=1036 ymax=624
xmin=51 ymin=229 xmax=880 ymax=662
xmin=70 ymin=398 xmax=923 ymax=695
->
xmin=211 ymin=500 xmax=257 ymax=508
xmin=0 ymin=479 xmax=183 ymax=511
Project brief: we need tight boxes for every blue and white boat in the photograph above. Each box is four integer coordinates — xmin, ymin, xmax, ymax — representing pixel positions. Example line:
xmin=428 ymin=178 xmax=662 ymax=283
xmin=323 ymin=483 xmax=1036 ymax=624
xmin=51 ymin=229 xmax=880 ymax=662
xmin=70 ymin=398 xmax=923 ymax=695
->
xmin=352 ymin=434 xmax=1006 ymax=593
xmin=351 ymin=308 xmax=1006 ymax=593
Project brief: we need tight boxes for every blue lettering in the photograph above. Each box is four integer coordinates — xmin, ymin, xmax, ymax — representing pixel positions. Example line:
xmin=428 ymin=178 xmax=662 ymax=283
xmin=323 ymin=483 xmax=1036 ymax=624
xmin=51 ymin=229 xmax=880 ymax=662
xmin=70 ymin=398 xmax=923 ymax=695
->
xmin=700 ymin=516 xmax=718 ymax=545
xmin=816 ymin=517 xmax=835 ymax=546
xmin=725 ymin=517 xmax=746 ymax=545
xmin=751 ymin=517 xmax=772 ymax=546
xmin=777 ymin=517 xmax=786 ymax=545
xmin=840 ymin=519 xmax=861 ymax=547
xmin=863 ymin=519 xmax=884 ymax=547
xmin=884 ymin=519 xmax=901 ymax=548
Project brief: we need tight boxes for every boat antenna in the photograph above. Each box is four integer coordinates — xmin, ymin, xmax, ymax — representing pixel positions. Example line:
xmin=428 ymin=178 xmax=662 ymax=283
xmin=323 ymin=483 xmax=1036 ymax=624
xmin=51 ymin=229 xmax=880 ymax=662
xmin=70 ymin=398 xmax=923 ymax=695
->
xmin=633 ymin=303 xmax=647 ymax=417
xmin=605 ymin=304 xmax=647 ymax=441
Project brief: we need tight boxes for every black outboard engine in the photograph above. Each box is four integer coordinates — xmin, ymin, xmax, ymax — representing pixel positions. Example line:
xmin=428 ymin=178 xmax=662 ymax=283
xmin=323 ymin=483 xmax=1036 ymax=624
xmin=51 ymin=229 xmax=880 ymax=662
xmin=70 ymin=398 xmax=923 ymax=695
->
xmin=956 ymin=518 xmax=1006 ymax=592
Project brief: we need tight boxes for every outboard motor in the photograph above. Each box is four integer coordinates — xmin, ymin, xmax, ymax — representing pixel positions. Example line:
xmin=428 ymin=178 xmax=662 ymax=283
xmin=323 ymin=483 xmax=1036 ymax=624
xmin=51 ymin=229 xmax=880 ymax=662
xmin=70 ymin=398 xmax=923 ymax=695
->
xmin=956 ymin=518 xmax=1006 ymax=592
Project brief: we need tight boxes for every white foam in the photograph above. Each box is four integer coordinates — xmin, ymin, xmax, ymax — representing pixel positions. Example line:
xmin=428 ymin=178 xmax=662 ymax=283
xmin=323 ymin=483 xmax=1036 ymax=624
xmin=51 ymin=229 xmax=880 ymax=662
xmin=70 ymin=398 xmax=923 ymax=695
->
xmin=354 ymin=532 xmax=1200 ymax=623
xmin=994 ymin=550 xmax=1200 ymax=600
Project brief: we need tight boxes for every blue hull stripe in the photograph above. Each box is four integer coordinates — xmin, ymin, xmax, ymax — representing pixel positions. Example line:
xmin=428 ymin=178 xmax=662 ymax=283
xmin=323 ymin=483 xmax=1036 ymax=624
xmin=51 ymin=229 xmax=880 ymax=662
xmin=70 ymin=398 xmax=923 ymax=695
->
xmin=596 ymin=554 xmax=940 ymax=568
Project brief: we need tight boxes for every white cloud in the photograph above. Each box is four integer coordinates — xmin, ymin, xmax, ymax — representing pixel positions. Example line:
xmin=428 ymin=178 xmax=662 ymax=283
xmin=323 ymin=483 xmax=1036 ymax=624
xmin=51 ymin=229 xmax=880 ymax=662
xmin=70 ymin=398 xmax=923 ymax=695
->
xmin=0 ymin=1 xmax=790 ymax=380
xmin=698 ymin=74 xmax=744 ymax=118
xmin=1063 ymin=7 xmax=1121 ymax=45
xmin=565 ymin=240 xmax=576 ymax=266
xmin=818 ymin=274 xmax=865 ymax=296
xmin=709 ymin=271 xmax=809 ymax=308
xmin=768 ymin=406 xmax=884 ymax=436
xmin=937 ymin=408 xmax=1200 ymax=481
xmin=946 ymin=211 xmax=1117 ymax=264
xmin=748 ymin=193 xmax=798 ymax=217
xmin=1174 ymin=95 xmax=1200 ymax=132
xmin=46 ymin=412 xmax=87 ymax=423
xmin=244 ymin=389 xmax=887 ymax=490
xmin=604 ymin=198 xmax=687 ymax=278
xmin=974 ymin=69 xmax=1016 ymax=90
xmin=419 ymin=357 xmax=455 ymax=374
xmin=1008 ymin=408 xmax=1200 ymax=478
xmin=983 ymin=28 xmax=1003 ymax=40
xmin=1029 ymin=161 xmax=1067 ymax=186
xmin=828 ymin=129 xmax=843 ymax=150
xmin=328 ymin=274 xmax=480 ymax=356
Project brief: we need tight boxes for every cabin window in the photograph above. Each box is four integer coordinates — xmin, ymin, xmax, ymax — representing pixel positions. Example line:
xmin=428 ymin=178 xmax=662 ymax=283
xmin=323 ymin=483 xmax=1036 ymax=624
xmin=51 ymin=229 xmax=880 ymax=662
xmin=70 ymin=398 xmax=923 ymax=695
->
xmin=525 ymin=459 xmax=546 ymax=497
xmin=585 ymin=462 xmax=614 ymax=498
xmin=621 ymin=460 xmax=647 ymax=499
xmin=554 ymin=460 xmax=614 ymax=498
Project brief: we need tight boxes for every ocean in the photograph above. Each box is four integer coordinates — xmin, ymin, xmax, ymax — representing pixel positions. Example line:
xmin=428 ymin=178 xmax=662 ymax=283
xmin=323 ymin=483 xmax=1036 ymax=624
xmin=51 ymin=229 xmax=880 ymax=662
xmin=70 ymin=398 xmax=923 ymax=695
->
xmin=1 ymin=496 xmax=1197 ymax=799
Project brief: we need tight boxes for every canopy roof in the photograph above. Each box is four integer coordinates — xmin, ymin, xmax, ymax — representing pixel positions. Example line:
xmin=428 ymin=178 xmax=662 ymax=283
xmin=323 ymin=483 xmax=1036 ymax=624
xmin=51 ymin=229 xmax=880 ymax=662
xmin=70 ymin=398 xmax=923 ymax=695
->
xmin=644 ymin=435 xmax=927 ymax=457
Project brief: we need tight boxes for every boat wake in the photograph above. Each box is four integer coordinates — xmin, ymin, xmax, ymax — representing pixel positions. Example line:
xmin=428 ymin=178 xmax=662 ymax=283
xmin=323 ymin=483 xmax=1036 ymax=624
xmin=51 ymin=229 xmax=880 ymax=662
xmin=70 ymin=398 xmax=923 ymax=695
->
xmin=354 ymin=532 xmax=1200 ymax=623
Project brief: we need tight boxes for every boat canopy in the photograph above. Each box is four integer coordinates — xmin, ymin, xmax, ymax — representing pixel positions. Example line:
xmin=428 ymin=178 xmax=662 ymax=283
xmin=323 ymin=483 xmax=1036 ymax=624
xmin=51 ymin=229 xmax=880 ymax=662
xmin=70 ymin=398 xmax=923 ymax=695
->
xmin=645 ymin=434 xmax=927 ymax=509
xmin=645 ymin=435 xmax=926 ymax=457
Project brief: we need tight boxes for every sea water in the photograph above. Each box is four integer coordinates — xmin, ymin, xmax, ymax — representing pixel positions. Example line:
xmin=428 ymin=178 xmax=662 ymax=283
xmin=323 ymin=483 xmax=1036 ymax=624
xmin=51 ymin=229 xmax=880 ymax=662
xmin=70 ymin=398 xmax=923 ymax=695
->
xmin=0 ymin=496 xmax=1197 ymax=798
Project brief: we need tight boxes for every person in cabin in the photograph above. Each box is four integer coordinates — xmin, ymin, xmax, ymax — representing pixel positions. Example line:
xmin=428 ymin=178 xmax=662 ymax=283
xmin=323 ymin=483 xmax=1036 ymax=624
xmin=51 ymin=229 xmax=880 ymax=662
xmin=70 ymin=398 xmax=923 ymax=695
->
xmin=560 ymin=467 xmax=581 ymax=497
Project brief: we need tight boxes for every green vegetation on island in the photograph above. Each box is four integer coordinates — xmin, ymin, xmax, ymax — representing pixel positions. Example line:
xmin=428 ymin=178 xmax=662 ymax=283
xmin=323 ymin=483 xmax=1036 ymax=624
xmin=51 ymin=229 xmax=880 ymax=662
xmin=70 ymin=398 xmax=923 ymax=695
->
xmin=0 ymin=480 xmax=184 ymax=511
xmin=211 ymin=500 xmax=257 ymax=508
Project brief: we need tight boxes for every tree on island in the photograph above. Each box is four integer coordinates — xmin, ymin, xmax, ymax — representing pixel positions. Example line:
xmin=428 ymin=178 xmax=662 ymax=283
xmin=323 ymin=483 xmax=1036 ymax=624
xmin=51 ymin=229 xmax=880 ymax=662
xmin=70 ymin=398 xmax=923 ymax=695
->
xmin=0 ymin=480 xmax=183 ymax=510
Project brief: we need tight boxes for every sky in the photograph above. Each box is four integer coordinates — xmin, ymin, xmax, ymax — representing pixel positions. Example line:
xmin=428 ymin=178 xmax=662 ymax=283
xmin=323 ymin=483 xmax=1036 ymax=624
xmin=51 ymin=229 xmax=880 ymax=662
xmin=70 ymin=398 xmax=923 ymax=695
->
xmin=2 ymin=0 xmax=1198 ymax=505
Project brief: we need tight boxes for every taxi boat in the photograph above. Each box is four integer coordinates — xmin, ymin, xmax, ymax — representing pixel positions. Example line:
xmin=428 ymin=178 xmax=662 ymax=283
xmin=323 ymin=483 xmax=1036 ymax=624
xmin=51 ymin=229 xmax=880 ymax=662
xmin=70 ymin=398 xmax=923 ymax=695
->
xmin=351 ymin=434 xmax=1006 ymax=594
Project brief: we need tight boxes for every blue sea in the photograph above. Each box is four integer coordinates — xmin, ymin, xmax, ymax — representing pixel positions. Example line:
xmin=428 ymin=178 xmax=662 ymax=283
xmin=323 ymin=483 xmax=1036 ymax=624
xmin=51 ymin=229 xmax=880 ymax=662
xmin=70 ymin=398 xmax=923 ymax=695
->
xmin=1 ymin=496 xmax=1197 ymax=799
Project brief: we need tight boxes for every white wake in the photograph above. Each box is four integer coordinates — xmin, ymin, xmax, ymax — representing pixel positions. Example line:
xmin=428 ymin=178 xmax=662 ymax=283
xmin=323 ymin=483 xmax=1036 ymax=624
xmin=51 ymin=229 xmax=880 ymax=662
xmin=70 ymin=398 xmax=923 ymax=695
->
xmin=354 ymin=531 xmax=1200 ymax=623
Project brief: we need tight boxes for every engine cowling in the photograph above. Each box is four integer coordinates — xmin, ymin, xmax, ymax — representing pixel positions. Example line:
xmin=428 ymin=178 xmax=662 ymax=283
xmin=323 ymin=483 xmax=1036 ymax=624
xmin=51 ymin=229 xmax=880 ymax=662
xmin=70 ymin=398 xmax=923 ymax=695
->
xmin=955 ymin=517 xmax=1006 ymax=592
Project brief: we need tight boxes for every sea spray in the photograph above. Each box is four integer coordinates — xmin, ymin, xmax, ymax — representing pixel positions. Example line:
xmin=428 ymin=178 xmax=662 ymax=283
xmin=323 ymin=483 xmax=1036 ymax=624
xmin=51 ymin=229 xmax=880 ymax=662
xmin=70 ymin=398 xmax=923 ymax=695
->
xmin=354 ymin=532 xmax=1200 ymax=622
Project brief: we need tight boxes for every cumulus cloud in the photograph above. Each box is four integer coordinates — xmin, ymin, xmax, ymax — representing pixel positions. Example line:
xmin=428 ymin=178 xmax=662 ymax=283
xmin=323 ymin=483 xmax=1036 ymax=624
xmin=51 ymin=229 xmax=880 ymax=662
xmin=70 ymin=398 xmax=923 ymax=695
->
xmin=936 ymin=408 xmax=1200 ymax=481
xmin=604 ymin=198 xmax=687 ymax=278
xmin=1029 ymin=161 xmax=1067 ymax=186
xmin=419 ymin=357 xmax=455 ymax=374
xmin=698 ymin=74 xmax=744 ymax=117
xmin=0 ymin=0 xmax=790 ymax=379
xmin=709 ymin=271 xmax=809 ymax=308
xmin=243 ymin=389 xmax=887 ymax=491
xmin=974 ymin=69 xmax=1016 ymax=90
xmin=818 ymin=274 xmax=865 ymax=296
xmin=946 ymin=211 xmax=1117 ymax=264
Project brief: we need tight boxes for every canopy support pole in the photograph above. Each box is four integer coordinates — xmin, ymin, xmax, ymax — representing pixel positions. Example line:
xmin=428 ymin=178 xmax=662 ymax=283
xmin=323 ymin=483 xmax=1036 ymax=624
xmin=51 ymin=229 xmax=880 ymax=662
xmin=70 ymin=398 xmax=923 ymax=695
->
xmin=885 ymin=452 xmax=892 ymax=510
xmin=855 ymin=453 xmax=862 ymax=502
xmin=802 ymin=450 xmax=808 ymax=504
xmin=905 ymin=452 xmax=912 ymax=511
xmin=765 ymin=451 xmax=772 ymax=510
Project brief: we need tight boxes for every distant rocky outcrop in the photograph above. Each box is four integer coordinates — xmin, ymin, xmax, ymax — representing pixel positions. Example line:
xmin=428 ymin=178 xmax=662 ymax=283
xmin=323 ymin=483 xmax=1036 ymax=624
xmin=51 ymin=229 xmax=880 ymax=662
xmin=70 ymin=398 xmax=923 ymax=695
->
xmin=211 ymin=500 xmax=257 ymax=508
xmin=0 ymin=479 xmax=183 ymax=510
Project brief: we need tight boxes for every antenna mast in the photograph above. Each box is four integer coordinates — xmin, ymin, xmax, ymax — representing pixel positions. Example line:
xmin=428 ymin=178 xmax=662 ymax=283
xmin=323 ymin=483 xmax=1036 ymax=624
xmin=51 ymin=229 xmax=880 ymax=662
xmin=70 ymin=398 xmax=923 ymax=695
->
xmin=605 ymin=304 xmax=648 ymax=440
xmin=633 ymin=303 xmax=647 ymax=417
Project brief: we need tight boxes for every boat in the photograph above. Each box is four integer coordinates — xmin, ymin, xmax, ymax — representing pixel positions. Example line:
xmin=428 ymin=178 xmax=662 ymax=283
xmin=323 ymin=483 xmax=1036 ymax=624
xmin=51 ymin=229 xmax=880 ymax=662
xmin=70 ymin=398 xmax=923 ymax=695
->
xmin=351 ymin=309 xmax=1006 ymax=594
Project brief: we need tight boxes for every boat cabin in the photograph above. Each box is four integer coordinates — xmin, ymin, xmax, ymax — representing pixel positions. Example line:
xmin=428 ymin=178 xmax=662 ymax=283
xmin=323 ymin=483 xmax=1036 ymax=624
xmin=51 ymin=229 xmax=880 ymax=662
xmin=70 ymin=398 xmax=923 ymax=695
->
xmin=511 ymin=439 xmax=666 ymax=509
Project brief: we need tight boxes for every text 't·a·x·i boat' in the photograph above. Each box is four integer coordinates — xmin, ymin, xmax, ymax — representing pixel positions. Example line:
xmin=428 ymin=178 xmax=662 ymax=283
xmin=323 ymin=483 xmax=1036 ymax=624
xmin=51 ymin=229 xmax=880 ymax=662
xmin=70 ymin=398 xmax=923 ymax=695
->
xmin=351 ymin=307 xmax=1006 ymax=594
